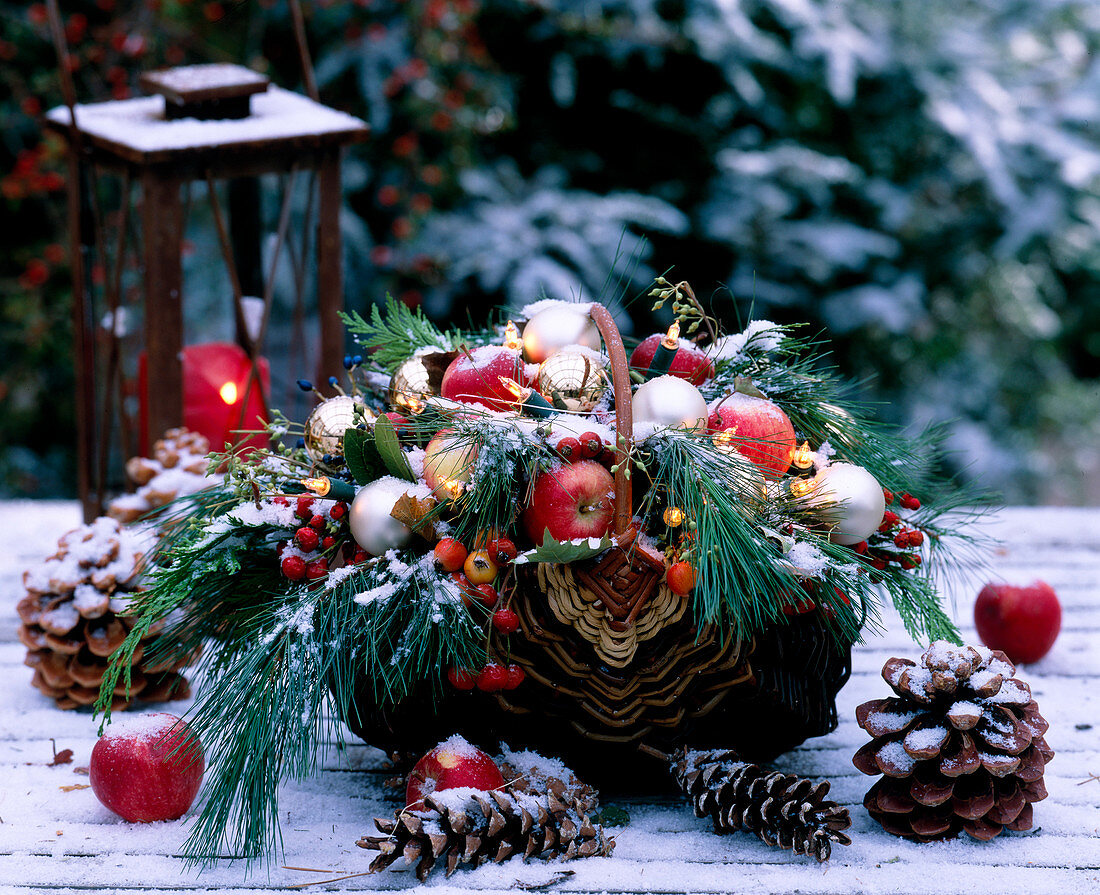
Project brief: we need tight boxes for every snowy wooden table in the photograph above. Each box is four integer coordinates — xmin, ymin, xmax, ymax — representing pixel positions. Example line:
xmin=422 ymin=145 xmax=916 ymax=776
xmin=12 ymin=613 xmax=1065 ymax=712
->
xmin=1 ymin=502 xmax=1097 ymax=894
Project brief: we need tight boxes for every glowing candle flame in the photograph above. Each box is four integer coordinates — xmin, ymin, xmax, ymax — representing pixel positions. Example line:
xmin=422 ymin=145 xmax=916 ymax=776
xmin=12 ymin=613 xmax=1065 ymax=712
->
xmin=219 ymin=381 xmax=239 ymax=405
xmin=503 ymin=320 xmax=522 ymax=350
xmin=661 ymin=321 xmax=680 ymax=348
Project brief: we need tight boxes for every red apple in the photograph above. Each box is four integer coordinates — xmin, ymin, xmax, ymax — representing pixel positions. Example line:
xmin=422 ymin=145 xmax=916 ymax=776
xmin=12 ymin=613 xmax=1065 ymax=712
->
xmin=974 ymin=581 xmax=1061 ymax=664
xmin=708 ymin=393 xmax=797 ymax=477
xmin=89 ymin=713 xmax=204 ymax=823
xmin=423 ymin=429 xmax=479 ymax=495
xmin=440 ymin=346 xmax=532 ymax=412
xmin=405 ymin=735 xmax=505 ymax=810
xmin=630 ymin=333 xmax=715 ymax=384
xmin=522 ymin=460 xmax=615 ymax=545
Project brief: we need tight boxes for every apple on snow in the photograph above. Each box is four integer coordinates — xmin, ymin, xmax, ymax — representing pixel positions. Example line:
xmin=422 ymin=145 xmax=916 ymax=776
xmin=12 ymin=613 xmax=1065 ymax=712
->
xmin=522 ymin=460 xmax=615 ymax=545
xmin=406 ymin=735 xmax=505 ymax=811
xmin=89 ymin=713 xmax=204 ymax=823
xmin=974 ymin=581 xmax=1061 ymax=664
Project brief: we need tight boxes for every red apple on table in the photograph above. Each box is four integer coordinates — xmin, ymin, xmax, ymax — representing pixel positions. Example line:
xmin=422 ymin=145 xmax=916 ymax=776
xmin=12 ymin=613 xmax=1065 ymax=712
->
xmin=423 ymin=429 xmax=479 ymax=496
xmin=708 ymin=393 xmax=797 ymax=477
xmin=440 ymin=346 xmax=533 ymax=412
xmin=630 ymin=334 xmax=715 ymax=384
xmin=974 ymin=581 xmax=1061 ymax=664
xmin=406 ymin=735 xmax=505 ymax=810
xmin=89 ymin=713 xmax=204 ymax=823
xmin=522 ymin=460 xmax=615 ymax=545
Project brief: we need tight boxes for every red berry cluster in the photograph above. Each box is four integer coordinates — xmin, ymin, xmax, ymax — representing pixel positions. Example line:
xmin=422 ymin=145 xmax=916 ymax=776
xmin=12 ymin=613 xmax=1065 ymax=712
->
xmin=434 ymin=533 xmax=525 ymax=691
xmin=863 ymin=488 xmax=927 ymax=572
xmin=277 ymin=495 xmax=354 ymax=582
xmin=554 ymin=431 xmax=613 ymax=466
xmin=780 ymin=583 xmax=850 ymax=619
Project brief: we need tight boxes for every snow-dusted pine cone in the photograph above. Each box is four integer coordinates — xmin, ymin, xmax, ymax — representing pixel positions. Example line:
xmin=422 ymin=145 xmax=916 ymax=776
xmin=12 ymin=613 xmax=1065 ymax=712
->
xmin=854 ymin=641 xmax=1053 ymax=842
xmin=18 ymin=517 xmax=191 ymax=711
xmin=671 ymin=748 xmax=852 ymax=862
xmin=357 ymin=786 xmax=613 ymax=880
xmin=108 ymin=428 xmax=216 ymax=523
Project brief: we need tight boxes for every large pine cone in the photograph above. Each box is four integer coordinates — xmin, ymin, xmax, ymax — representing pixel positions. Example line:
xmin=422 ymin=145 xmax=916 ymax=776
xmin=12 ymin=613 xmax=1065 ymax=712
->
xmin=854 ymin=641 xmax=1053 ymax=842
xmin=18 ymin=517 xmax=191 ymax=710
xmin=108 ymin=427 xmax=214 ymax=524
xmin=357 ymin=785 xmax=613 ymax=880
xmin=671 ymin=748 xmax=852 ymax=862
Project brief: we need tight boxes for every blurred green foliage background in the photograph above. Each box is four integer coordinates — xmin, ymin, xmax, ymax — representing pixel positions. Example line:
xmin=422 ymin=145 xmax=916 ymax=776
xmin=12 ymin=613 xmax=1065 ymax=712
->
xmin=3 ymin=0 xmax=1099 ymax=502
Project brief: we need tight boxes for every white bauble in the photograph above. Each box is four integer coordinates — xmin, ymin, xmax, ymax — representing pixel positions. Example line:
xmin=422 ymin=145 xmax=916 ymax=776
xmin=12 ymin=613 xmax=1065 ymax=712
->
xmin=521 ymin=304 xmax=601 ymax=363
xmin=348 ymin=477 xmax=414 ymax=556
xmin=631 ymin=375 xmax=709 ymax=431
xmin=811 ymin=463 xmax=886 ymax=545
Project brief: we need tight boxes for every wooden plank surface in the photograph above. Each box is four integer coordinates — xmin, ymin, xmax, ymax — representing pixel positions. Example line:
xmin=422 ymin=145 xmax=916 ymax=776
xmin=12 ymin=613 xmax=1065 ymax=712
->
xmin=1 ymin=502 xmax=1097 ymax=893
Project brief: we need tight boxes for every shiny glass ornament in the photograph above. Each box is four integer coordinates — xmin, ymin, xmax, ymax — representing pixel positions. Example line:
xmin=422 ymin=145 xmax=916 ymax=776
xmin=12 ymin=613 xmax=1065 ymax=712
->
xmin=348 ymin=478 xmax=414 ymax=556
xmin=631 ymin=375 xmax=709 ymax=431
xmin=537 ymin=350 xmax=609 ymax=413
xmin=304 ymin=396 xmax=372 ymax=461
xmin=810 ymin=463 xmax=886 ymax=545
xmin=389 ymin=356 xmax=434 ymax=412
xmin=521 ymin=304 xmax=601 ymax=363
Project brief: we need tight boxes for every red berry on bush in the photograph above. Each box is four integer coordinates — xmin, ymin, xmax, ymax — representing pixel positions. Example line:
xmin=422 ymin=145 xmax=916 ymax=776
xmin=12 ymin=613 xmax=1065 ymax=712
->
xmin=879 ymin=510 xmax=899 ymax=531
xmin=447 ymin=667 xmax=477 ymax=691
xmin=309 ymin=514 xmax=326 ymax=531
xmin=492 ymin=608 xmax=520 ymax=635
xmin=578 ymin=431 xmax=603 ymax=459
xmin=330 ymin=502 xmax=348 ymax=521
xmin=476 ymin=664 xmax=508 ymax=692
xmin=296 ymin=527 xmax=320 ymax=552
xmin=908 ymin=529 xmax=924 ymax=547
xmin=321 ymin=535 xmax=336 ymax=550
xmin=852 ymin=540 xmax=868 ymax=555
xmin=306 ymin=559 xmax=328 ymax=579
xmin=882 ymin=488 xmax=895 ymax=504
xmin=295 ymin=496 xmax=314 ymax=519
xmin=555 ymin=436 xmax=581 ymax=461
xmin=353 ymin=550 xmax=369 ymax=564
xmin=434 ymin=538 xmax=468 ymax=572
xmin=504 ymin=664 xmax=525 ymax=690
xmin=900 ymin=493 xmax=921 ymax=510
xmin=893 ymin=530 xmax=911 ymax=548
xmin=488 ymin=537 xmax=517 ymax=564
xmin=280 ymin=555 xmax=306 ymax=580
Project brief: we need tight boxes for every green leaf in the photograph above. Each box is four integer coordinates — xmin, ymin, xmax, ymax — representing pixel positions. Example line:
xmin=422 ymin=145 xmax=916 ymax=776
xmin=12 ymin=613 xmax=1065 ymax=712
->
xmin=591 ymin=805 xmax=631 ymax=827
xmin=344 ymin=427 xmax=383 ymax=485
xmin=518 ymin=532 xmax=614 ymax=565
xmin=373 ymin=414 xmax=415 ymax=481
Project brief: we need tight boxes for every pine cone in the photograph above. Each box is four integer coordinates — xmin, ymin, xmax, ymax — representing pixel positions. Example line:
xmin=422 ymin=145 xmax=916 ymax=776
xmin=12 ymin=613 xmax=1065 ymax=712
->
xmin=18 ymin=517 xmax=192 ymax=711
xmin=357 ymin=787 xmax=613 ymax=881
xmin=671 ymin=748 xmax=852 ymax=862
xmin=854 ymin=641 xmax=1053 ymax=842
xmin=108 ymin=428 xmax=215 ymax=524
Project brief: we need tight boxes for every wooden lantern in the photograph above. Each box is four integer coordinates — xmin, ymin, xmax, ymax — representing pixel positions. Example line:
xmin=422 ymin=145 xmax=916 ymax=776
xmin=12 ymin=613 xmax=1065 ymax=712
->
xmin=46 ymin=63 xmax=369 ymax=521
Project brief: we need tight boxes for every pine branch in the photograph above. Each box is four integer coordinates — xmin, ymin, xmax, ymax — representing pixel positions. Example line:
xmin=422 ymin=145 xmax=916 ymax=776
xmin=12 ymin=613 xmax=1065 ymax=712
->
xmin=342 ymin=295 xmax=455 ymax=373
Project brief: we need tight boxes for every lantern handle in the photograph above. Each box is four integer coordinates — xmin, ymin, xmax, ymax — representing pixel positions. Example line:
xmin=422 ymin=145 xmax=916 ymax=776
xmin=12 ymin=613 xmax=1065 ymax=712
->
xmin=588 ymin=304 xmax=633 ymax=536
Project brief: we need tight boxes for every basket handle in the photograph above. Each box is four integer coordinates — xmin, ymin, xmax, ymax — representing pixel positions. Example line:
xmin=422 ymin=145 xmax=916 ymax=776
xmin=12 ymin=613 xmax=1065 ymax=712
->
xmin=589 ymin=304 xmax=633 ymax=535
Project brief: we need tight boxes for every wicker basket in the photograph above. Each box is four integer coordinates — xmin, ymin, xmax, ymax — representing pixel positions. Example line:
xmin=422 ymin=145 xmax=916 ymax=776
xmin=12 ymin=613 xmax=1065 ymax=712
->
xmin=342 ymin=305 xmax=853 ymax=785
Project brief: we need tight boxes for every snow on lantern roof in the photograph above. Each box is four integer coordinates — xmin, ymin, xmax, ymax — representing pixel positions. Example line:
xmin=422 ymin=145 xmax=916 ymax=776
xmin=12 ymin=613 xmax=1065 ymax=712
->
xmin=45 ymin=86 xmax=369 ymax=166
xmin=139 ymin=63 xmax=270 ymax=106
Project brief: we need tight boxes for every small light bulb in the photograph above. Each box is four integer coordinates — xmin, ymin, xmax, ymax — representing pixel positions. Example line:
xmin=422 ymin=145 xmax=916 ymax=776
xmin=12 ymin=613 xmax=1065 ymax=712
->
xmin=503 ymin=320 xmax=522 ymax=351
xmin=219 ymin=381 xmax=239 ymax=405
xmin=663 ymin=506 xmax=685 ymax=527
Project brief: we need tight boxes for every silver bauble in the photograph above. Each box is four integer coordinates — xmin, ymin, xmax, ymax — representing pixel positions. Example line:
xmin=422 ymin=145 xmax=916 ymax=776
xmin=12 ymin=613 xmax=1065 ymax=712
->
xmin=537 ymin=349 xmax=609 ymax=413
xmin=811 ymin=463 xmax=886 ymax=545
xmin=521 ymin=304 xmax=601 ymax=363
xmin=348 ymin=477 xmax=414 ymax=556
xmin=631 ymin=375 xmax=709 ymax=431
xmin=304 ymin=396 xmax=373 ymax=461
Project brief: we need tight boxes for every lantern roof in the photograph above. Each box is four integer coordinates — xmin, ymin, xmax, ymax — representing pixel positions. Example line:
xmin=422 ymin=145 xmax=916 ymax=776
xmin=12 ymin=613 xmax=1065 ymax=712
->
xmin=46 ymin=85 xmax=368 ymax=167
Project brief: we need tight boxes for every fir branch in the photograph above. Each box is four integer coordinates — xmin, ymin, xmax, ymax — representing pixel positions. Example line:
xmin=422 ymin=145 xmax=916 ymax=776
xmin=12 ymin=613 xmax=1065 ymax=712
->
xmin=342 ymin=295 xmax=455 ymax=373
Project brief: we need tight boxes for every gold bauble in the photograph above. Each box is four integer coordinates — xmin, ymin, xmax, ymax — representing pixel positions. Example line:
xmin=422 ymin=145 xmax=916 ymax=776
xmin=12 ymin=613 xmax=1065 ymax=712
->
xmin=536 ymin=350 xmax=609 ymax=413
xmin=304 ymin=395 xmax=372 ymax=461
xmin=521 ymin=304 xmax=601 ymax=363
xmin=389 ymin=356 xmax=434 ymax=411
